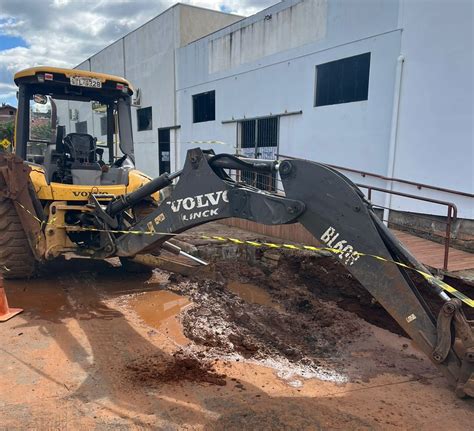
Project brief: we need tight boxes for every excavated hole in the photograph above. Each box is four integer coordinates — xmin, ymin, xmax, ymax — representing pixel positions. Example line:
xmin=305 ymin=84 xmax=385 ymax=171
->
xmin=186 ymin=240 xmax=474 ymax=336
xmin=153 ymin=243 xmax=413 ymax=384
xmin=192 ymin=244 xmax=407 ymax=336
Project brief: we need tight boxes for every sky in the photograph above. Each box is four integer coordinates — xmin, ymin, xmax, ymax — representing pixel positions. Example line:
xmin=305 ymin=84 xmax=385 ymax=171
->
xmin=0 ymin=0 xmax=276 ymax=107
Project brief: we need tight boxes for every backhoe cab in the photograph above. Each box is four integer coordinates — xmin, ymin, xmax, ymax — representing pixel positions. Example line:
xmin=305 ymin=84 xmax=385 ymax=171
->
xmin=0 ymin=67 xmax=160 ymax=276
xmin=14 ymin=67 xmax=137 ymax=189
xmin=1 ymin=68 xmax=474 ymax=398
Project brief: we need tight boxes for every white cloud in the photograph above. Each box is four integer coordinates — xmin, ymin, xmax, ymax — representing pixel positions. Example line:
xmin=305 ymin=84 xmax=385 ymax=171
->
xmin=0 ymin=0 xmax=276 ymax=103
xmin=188 ymin=0 xmax=275 ymax=15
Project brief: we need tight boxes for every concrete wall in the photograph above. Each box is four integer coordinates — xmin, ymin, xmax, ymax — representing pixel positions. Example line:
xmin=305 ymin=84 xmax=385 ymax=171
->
xmin=179 ymin=5 xmax=242 ymax=47
xmin=76 ymin=8 xmax=179 ymax=175
xmin=124 ymin=8 xmax=178 ymax=176
xmin=208 ymin=0 xmax=328 ymax=74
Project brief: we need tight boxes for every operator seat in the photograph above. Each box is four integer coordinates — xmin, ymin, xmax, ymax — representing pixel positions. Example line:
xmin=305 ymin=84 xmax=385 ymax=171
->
xmin=63 ymin=133 xmax=102 ymax=185
xmin=64 ymin=133 xmax=97 ymax=163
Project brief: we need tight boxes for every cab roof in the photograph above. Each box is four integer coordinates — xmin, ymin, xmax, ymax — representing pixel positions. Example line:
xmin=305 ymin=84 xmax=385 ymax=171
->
xmin=14 ymin=66 xmax=133 ymax=94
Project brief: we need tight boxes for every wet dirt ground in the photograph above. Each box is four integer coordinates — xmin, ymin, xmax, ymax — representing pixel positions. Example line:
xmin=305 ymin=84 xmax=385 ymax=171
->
xmin=1 ymin=223 xmax=474 ymax=430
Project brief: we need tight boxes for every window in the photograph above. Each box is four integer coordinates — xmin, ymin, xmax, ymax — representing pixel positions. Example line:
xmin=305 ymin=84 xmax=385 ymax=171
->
xmin=100 ymin=116 xmax=107 ymax=136
xmin=100 ymin=115 xmax=116 ymax=136
xmin=240 ymin=117 xmax=278 ymax=192
xmin=9 ymin=110 xmax=14 ymax=115
xmin=193 ymin=91 xmax=215 ymax=123
xmin=137 ymin=107 xmax=152 ymax=131
xmin=75 ymin=121 xmax=88 ymax=134
xmin=315 ymin=53 xmax=371 ymax=107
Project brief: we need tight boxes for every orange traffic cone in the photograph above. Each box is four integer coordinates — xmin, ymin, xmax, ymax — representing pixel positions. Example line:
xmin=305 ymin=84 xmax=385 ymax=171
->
xmin=0 ymin=277 xmax=22 ymax=322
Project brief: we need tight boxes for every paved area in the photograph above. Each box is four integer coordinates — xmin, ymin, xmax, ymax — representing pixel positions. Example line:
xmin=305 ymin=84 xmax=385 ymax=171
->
xmin=1 ymin=256 xmax=473 ymax=430
xmin=392 ymin=229 xmax=474 ymax=272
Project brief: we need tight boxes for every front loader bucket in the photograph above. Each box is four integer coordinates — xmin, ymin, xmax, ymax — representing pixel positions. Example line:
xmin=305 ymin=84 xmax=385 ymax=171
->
xmin=0 ymin=153 xmax=45 ymax=276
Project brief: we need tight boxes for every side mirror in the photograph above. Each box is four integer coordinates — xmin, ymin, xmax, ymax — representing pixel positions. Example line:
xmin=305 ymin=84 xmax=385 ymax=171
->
xmin=33 ymin=94 xmax=47 ymax=105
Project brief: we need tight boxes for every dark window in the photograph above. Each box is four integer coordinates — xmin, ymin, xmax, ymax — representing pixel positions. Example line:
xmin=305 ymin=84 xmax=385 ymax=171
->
xmin=137 ymin=107 xmax=152 ymax=131
xmin=9 ymin=110 xmax=14 ymax=115
xmin=75 ymin=121 xmax=87 ymax=133
xmin=193 ymin=91 xmax=215 ymax=123
xmin=100 ymin=115 xmax=115 ymax=136
xmin=315 ymin=53 xmax=370 ymax=107
xmin=100 ymin=116 xmax=107 ymax=136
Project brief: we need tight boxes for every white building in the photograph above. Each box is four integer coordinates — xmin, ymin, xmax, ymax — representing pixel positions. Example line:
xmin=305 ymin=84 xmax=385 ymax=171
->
xmin=77 ymin=0 xmax=473 ymax=221
xmin=76 ymin=3 xmax=242 ymax=175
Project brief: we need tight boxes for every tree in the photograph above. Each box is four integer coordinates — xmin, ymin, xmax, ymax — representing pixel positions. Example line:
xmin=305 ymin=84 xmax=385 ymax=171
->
xmin=30 ymin=120 xmax=52 ymax=141
xmin=0 ymin=121 xmax=14 ymax=143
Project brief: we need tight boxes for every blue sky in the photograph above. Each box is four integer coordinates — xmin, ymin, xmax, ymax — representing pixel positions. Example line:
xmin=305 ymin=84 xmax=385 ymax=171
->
xmin=0 ymin=0 xmax=274 ymax=107
xmin=0 ymin=33 xmax=28 ymax=105
xmin=0 ymin=35 xmax=28 ymax=51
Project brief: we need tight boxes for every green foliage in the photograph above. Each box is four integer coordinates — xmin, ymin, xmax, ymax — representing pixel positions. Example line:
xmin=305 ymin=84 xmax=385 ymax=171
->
xmin=30 ymin=120 xmax=53 ymax=141
xmin=0 ymin=121 xmax=14 ymax=143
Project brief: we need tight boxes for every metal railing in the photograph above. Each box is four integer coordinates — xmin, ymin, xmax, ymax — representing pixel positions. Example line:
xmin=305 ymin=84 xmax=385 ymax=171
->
xmin=278 ymin=154 xmax=474 ymax=199
xmin=229 ymin=153 xmax=471 ymax=271
xmin=356 ymin=184 xmax=457 ymax=271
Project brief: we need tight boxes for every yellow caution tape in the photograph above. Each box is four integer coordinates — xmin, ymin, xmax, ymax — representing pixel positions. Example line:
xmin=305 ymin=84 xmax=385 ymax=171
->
xmin=200 ymin=235 xmax=474 ymax=308
xmin=11 ymin=201 xmax=474 ymax=307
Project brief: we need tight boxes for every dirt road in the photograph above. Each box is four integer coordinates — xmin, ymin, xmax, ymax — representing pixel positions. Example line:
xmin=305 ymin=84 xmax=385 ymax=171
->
xmin=1 ymin=227 xmax=473 ymax=429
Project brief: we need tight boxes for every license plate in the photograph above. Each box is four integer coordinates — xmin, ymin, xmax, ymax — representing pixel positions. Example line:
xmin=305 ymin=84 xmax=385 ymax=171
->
xmin=70 ymin=76 xmax=102 ymax=88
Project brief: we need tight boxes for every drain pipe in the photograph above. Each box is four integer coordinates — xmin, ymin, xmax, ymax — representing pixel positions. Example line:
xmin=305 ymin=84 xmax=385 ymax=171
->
xmin=383 ymin=54 xmax=405 ymax=226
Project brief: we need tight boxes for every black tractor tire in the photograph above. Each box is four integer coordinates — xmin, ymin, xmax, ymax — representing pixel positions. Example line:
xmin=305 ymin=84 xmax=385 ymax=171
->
xmin=0 ymin=197 xmax=37 ymax=279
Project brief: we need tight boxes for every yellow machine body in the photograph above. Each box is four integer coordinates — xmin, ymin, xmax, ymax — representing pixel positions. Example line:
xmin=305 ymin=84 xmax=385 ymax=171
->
xmin=1 ymin=66 xmax=161 ymax=269
xmin=28 ymin=165 xmax=160 ymax=202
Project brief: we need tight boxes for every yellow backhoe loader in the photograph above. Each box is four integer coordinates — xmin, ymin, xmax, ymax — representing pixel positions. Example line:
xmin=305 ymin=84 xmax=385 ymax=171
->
xmin=1 ymin=66 xmax=474 ymax=398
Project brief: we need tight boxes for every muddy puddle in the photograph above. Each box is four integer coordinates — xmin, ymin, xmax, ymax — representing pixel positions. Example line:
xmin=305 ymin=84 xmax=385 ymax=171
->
xmin=128 ymin=290 xmax=191 ymax=345
xmin=226 ymin=281 xmax=280 ymax=310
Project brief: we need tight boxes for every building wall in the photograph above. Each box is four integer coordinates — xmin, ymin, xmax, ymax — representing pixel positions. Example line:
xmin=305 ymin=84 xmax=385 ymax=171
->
xmin=179 ymin=5 xmax=242 ymax=47
xmin=76 ymin=4 xmax=241 ymax=177
xmin=73 ymin=0 xmax=473 ymax=219
xmin=0 ymin=105 xmax=16 ymax=123
xmin=176 ymin=0 xmax=401 ymax=207
xmin=388 ymin=0 xmax=474 ymax=219
xmin=176 ymin=0 xmax=473 ymax=218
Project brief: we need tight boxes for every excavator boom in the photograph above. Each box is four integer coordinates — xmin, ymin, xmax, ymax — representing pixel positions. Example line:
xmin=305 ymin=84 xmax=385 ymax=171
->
xmin=100 ymin=148 xmax=473 ymax=397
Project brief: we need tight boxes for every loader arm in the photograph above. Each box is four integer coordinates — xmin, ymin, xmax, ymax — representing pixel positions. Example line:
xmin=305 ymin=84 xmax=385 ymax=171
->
xmin=95 ymin=148 xmax=474 ymax=397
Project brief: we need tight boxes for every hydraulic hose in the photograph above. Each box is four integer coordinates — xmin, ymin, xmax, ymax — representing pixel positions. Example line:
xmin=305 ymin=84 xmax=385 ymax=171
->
xmin=107 ymin=170 xmax=181 ymax=217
